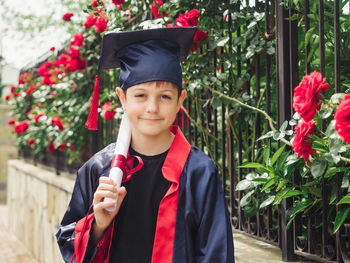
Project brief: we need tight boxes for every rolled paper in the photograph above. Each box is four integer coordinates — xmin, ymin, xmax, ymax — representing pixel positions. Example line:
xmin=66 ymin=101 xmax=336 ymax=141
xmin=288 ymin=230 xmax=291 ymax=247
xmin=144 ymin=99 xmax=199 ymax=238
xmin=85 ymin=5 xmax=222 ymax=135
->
xmin=104 ymin=112 xmax=131 ymax=212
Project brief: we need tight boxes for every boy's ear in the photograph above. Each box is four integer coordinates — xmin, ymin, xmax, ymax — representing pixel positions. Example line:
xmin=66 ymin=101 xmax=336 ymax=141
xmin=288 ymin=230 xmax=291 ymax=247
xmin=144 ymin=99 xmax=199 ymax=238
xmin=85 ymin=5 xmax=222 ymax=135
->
xmin=116 ymin=87 xmax=126 ymax=110
xmin=177 ymin=89 xmax=187 ymax=111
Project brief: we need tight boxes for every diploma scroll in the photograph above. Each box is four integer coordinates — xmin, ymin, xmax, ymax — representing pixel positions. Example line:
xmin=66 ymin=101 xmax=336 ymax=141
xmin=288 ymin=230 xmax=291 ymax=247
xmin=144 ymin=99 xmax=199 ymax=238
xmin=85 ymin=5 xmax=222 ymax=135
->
xmin=104 ymin=113 xmax=131 ymax=212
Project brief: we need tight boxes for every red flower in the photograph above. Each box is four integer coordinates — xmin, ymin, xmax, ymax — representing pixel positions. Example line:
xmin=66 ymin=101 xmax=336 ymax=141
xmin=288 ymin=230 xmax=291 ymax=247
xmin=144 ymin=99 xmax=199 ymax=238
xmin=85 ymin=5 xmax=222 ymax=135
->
xmin=50 ymin=91 xmax=58 ymax=97
xmin=4 ymin=94 xmax=11 ymax=101
xmin=14 ymin=121 xmax=29 ymax=134
xmin=112 ymin=0 xmax=125 ymax=5
xmin=334 ymin=94 xmax=350 ymax=144
xmin=174 ymin=107 xmax=189 ymax=127
xmin=293 ymin=71 xmax=329 ymax=122
xmin=67 ymin=48 xmax=81 ymax=59
xmin=7 ymin=119 xmax=15 ymax=125
xmin=292 ymin=120 xmax=316 ymax=162
xmin=33 ymin=113 xmax=44 ymax=124
xmin=175 ymin=9 xmax=208 ymax=51
xmin=48 ymin=141 xmax=55 ymax=152
xmin=175 ymin=9 xmax=200 ymax=27
xmin=28 ymin=138 xmax=34 ymax=146
xmin=94 ymin=17 xmax=108 ymax=33
xmin=69 ymin=145 xmax=75 ymax=151
xmin=70 ymin=33 xmax=84 ymax=47
xmin=19 ymin=72 xmax=32 ymax=85
xmin=12 ymin=92 xmax=20 ymax=98
xmin=63 ymin=12 xmax=73 ymax=21
xmin=59 ymin=143 xmax=66 ymax=150
xmin=151 ymin=0 xmax=168 ymax=18
xmin=91 ymin=0 xmax=98 ymax=7
xmin=26 ymin=85 xmax=36 ymax=96
xmin=52 ymin=116 xmax=64 ymax=130
xmin=50 ymin=47 xmax=55 ymax=51
xmin=10 ymin=86 xmax=17 ymax=92
xmin=84 ymin=14 xmax=97 ymax=30
xmin=102 ymin=102 xmax=116 ymax=121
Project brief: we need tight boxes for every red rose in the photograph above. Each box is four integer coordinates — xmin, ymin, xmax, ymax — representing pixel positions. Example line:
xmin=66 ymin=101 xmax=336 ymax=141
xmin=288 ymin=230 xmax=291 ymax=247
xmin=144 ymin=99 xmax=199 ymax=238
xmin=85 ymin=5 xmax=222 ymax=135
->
xmin=84 ymin=14 xmax=97 ymax=30
xmin=42 ymin=76 xmax=56 ymax=86
xmin=175 ymin=9 xmax=199 ymax=27
xmin=19 ymin=72 xmax=32 ymax=84
xmin=51 ymin=91 xmax=58 ymax=97
xmin=33 ymin=113 xmax=44 ymax=124
xmin=334 ymin=93 xmax=350 ymax=144
xmin=52 ymin=116 xmax=64 ymax=130
xmin=63 ymin=12 xmax=73 ymax=21
xmin=112 ymin=0 xmax=125 ymax=5
xmin=12 ymin=92 xmax=20 ymax=98
xmin=174 ymin=107 xmax=189 ymax=127
xmin=59 ymin=143 xmax=66 ymax=150
xmin=151 ymin=0 xmax=167 ymax=18
xmin=193 ymin=29 xmax=208 ymax=42
xmin=10 ymin=86 xmax=17 ymax=92
xmin=102 ymin=102 xmax=116 ymax=121
xmin=70 ymin=33 xmax=84 ymax=47
xmin=28 ymin=138 xmax=34 ymax=146
xmin=7 ymin=119 xmax=15 ymax=125
xmin=4 ymin=94 xmax=11 ymax=101
xmin=50 ymin=47 xmax=55 ymax=51
xmin=48 ymin=141 xmax=55 ymax=152
xmin=293 ymin=71 xmax=329 ymax=122
xmin=94 ymin=17 xmax=108 ymax=33
xmin=91 ymin=0 xmax=98 ymax=7
xmin=77 ymin=59 xmax=87 ymax=70
xmin=67 ymin=48 xmax=81 ymax=59
xmin=292 ymin=120 xmax=316 ymax=162
xmin=14 ymin=121 xmax=29 ymax=134
xmin=26 ymin=85 xmax=36 ymax=96
xmin=69 ymin=145 xmax=75 ymax=151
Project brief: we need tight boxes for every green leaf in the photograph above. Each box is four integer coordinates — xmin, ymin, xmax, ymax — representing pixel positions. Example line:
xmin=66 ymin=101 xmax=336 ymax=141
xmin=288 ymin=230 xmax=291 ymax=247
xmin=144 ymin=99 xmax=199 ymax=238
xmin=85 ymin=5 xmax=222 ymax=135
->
xmin=236 ymin=180 xmax=255 ymax=191
xmin=305 ymin=27 xmax=315 ymax=48
xmin=261 ymin=178 xmax=276 ymax=191
xmin=257 ymin=131 xmax=274 ymax=141
xmin=310 ymin=160 xmax=327 ymax=179
xmin=240 ymin=190 xmax=254 ymax=207
xmin=239 ymin=162 xmax=267 ymax=170
xmin=217 ymin=36 xmax=230 ymax=47
xmin=252 ymin=177 xmax=268 ymax=184
xmin=263 ymin=145 xmax=270 ymax=166
xmin=337 ymin=194 xmax=350 ymax=205
xmin=333 ymin=207 xmax=350 ymax=233
xmin=329 ymin=138 xmax=344 ymax=155
xmin=273 ymin=188 xmax=290 ymax=205
xmin=260 ymin=195 xmax=275 ymax=209
xmin=283 ymin=190 xmax=303 ymax=198
xmin=271 ymin=144 xmax=286 ymax=166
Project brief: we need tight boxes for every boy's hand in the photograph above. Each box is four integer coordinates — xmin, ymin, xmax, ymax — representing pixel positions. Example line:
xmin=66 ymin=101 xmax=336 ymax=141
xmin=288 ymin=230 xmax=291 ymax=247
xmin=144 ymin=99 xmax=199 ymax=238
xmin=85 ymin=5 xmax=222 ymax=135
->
xmin=92 ymin=176 xmax=127 ymax=243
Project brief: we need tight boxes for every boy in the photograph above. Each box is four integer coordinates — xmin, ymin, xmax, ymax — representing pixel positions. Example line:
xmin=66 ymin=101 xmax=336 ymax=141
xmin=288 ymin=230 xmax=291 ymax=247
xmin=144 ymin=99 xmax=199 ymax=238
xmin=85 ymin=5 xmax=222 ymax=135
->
xmin=56 ymin=27 xmax=234 ymax=263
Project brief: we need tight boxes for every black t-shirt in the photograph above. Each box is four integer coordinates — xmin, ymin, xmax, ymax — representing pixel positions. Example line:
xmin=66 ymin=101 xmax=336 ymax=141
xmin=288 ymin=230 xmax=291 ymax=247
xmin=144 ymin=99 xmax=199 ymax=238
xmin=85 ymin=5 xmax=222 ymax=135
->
xmin=109 ymin=147 xmax=171 ymax=263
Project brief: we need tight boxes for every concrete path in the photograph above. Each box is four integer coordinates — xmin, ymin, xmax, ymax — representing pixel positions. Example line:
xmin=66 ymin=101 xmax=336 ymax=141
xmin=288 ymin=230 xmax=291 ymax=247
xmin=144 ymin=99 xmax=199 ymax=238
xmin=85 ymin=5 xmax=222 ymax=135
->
xmin=0 ymin=205 xmax=36 ymax=263
xmin=0 ymin=204 xmax=314 ymax=263
xmin=233 ymin=232 xmax=314 ymax=262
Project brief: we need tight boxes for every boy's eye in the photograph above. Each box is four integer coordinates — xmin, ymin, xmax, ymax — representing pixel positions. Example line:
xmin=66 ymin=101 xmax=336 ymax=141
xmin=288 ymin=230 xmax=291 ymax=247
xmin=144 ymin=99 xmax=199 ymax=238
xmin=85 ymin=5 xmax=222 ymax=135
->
xmin=135 ymin=94 xmax=145 ymax=98
xmin=161 ymin=94 xmax=172 ymax=100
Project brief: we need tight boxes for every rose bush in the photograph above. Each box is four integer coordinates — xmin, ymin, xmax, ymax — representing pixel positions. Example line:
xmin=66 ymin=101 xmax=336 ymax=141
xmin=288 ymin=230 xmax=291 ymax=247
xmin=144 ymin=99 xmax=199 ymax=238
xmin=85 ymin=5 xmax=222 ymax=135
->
xmin=236 ymin=71 xmax=350 ymax=233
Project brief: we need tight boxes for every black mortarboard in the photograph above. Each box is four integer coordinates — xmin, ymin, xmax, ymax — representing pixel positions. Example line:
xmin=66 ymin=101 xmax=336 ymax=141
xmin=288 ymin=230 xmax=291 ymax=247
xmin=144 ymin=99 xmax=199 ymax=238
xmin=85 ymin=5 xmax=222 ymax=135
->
xmin=85 ymin=27 xmax=197 ymax=130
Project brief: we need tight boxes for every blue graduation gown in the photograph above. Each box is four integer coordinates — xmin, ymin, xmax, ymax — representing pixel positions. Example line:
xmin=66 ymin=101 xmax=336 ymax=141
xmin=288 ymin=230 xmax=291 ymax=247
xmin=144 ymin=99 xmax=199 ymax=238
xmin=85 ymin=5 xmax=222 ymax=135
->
xmin=56 ymin=126 xmax=234 ymax=262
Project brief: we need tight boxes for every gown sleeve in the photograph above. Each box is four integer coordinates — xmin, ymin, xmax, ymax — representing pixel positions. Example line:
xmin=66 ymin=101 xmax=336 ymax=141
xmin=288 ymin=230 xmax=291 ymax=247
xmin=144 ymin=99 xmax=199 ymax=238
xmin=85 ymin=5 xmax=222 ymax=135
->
xmin=193 ymin=165 xmax=235 ymax=263
xmin=56 ymin=174 xmax=91 ymax=263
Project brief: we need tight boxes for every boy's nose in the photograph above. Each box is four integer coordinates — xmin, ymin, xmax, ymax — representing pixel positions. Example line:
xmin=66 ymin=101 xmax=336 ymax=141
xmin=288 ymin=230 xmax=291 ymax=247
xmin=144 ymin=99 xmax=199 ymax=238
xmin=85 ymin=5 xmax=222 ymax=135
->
xmin=145 ymin=98 xmax=158 ymax=113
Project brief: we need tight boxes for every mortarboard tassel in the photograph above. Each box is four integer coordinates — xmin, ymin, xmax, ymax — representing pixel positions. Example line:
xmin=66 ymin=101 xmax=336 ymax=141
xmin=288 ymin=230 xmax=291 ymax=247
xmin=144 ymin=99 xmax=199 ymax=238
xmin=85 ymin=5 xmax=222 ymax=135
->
xmin=85 ymin=75 xmax=100 ymax=130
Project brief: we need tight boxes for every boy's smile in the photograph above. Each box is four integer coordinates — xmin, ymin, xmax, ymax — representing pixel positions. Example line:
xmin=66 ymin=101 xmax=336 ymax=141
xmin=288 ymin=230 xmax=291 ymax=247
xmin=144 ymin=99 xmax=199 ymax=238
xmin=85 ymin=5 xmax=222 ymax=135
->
xmin=116 ymin=81 xmax=186 ymax=154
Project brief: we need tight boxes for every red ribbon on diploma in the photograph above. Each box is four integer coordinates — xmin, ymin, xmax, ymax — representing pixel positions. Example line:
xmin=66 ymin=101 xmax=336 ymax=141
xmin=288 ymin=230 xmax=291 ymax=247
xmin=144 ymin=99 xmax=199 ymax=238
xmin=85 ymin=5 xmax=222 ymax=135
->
xmin=110 ymin=154 xmax=144 ymax=182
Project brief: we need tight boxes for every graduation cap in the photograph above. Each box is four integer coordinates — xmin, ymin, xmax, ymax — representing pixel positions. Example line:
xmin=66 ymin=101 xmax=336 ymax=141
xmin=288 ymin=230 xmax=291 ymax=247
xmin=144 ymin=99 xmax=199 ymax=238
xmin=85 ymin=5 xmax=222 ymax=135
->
xmin=85 ymin=27 xmax=197 ymax=130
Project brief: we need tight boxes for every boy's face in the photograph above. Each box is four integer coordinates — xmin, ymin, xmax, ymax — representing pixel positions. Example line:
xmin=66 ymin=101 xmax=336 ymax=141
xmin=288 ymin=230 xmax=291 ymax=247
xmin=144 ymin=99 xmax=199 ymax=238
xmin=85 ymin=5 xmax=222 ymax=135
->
xmin=116 ymin=81 xmax=186 ymax=138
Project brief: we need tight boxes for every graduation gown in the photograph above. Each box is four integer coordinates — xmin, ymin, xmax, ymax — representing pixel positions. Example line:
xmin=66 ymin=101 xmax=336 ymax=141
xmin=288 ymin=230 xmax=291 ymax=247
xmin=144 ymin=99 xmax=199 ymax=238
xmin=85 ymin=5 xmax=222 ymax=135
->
xmin=56 ymin=126 xmax=234 ymax=263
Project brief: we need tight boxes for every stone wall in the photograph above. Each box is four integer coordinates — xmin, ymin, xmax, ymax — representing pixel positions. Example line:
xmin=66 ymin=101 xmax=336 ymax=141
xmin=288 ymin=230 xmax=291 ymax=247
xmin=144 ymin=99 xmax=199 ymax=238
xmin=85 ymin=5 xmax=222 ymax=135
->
xmin=7 ymin=159 xmax=75 ymax=263
xmin=0 ymin=104 xmax=17 ymax=203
